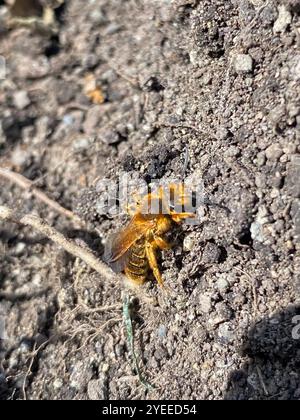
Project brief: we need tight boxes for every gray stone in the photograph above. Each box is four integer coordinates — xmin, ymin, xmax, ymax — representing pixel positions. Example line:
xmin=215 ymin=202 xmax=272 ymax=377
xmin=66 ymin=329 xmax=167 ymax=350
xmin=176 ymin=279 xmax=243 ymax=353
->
xmin=201 ymin=242 xmax=221 ymax=264
xmin=99 ymin=128 xmax=120 ymax=145
xmin=53 ymin=378 xmax=63 ymax=389
xmin=217 ymin=322 xmax=235 ymax=343
xmin=13 ymin=91 xmax=30 ymax=110
xmin=83 ymin=106 xmax=101 ymax=134
xmin=73 ymin=137 xmax=92 ymax=151
xmin=251 ymin=205 xmax=269 ymax=243
xmin=216 ymin=277 xmax=229 ymax=292
xmin=11 ymin=147 xmax=30 ymax=167
xmin=273 ymin=5 xmax=292 ymax=33
xmin=183 ymin=234 xmax=196 ymax=251
xmin=69 ymin=361 xmax=93 ymax=390
xmin=15 ymin=242 xmax=26 ymax=256
xmin=199 ymin=294 xmax=213 ymax=314
xmin=234 ymin=54 xmax=253 ymax=73
xmin=265 ymin=143 xmax=283 ymax=161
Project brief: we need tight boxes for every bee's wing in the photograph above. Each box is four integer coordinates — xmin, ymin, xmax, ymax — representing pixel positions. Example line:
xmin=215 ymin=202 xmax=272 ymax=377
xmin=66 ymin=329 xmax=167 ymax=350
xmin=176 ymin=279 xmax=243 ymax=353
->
xmin=103 ymin=233 xmax=131 ymax=273
xmin=103 ymin=214 xmax=153 ymax=269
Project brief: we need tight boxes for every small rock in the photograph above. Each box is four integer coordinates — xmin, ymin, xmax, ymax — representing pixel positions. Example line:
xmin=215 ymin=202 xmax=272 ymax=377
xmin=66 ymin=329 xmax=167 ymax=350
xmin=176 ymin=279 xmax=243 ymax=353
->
xmin=32 ymin=273 xmax=42 ymax=286
xmin=199 ymin=294 xmax=213 ymax=314
xmin=255 ymin=173 xmax=266 ymax=189
xmin=99 ymin=128 xmax=120 ymax=145
xmin=215 ymin=127 xmax=229 ymax=141
xmin=251 ymin=205 xmax=269 ymax=243
xmin=265 ymin=143 xmax=283 ymax=161
xmin=13 ymin=55 xmax=50 ymax=79
xmin=256 ymin=151 xmax=266 ymax=167
xmin=89 ymin=9 xmax=107 ymax=25
xmin=104 ymin=23 xmax=122 ymax=35
xmin=73 ymin=137 xmax=92 ymax=151
xmin=83 ymin=106 xmax=101 ymax=134
xmin=224 ymin=145 xmax=240 ymax=157
xmin=157 ymin=324 xmax=167 ymax=339
xmin=14 ymin=242 xmax=26 ymax=256
xmin=216 ymin=277 xmax=229 ymax=292
xmin=201 ymin=242 xmax=222 ymax=264
xmin=215 ymin=302 xmax=233 ymax=320
xmin=11 ymin=147 xmax=30 ymax=167
xmin=154 ymin=347 xmax=168 ymax=361
xmin=189 ymin=49 xmax=199 ymax=66
xmin=13 ymin=91 xmax=30 ymax=110
xmin=56 ymin=80 xmax=77 ymax=105
xmin=273 ymin=5 xmax=292 ymax=33
xmin=101 ymin=362 xmax=109 ymax=373
xmin=69 ymin=361 xmax=93 ymax=390
xmin=183 ymin=234 xmax=196 ymax=252
xmin=53 ymin=378 xmax=63 ymax=389
xmin=234 ymin=54 xmax=253 ymax=73
xmin=218 ymin=322 xmax=235 ymax=343
xmin=82 ymin=54 xmax=99 ymax=70
xmin=19 ymin=340 xmax=31 ymax=353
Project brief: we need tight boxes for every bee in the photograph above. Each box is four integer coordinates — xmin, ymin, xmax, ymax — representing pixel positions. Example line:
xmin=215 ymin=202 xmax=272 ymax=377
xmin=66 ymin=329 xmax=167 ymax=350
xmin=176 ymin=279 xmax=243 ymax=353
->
xmin=104 ymin=184 xmax=195 ymax=287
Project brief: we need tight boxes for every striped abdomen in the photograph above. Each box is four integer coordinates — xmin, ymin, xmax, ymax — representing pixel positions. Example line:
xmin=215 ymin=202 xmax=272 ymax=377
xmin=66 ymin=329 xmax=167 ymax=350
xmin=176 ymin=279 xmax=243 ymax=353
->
xmin=125 ymin=238 xmax=149 ymax=285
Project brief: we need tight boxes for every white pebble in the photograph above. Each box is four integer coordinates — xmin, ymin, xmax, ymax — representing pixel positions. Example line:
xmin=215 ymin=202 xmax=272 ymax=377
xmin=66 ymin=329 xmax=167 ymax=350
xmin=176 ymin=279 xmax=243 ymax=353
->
xmin=13 ymin=91 xmax=30 ymax=110
xmin=234 ymin=54 xmax=253 ymax=73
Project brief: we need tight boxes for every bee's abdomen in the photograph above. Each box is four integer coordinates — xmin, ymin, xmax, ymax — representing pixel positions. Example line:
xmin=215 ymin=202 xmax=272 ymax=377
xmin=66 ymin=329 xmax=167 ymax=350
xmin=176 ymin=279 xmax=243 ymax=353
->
xmin=125 ymin=240 xmax=148 ymax=285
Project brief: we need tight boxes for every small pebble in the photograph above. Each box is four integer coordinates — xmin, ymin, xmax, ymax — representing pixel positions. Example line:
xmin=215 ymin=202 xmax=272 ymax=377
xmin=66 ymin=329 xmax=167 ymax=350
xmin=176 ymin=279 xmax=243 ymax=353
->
xmin=102 ymin=362 xmax=109 ymax=373
xmin=15 ymin=242 xmax=26 ymax=256
xmin=218 ymin=323 xmax=235 ymax=343
xmin=199 ymin=294 xmax=213 ymax=314
xmin=11 ymin=147 xmax=30 ymax=167
xmin=83 ymin=106 xmax=102 ymax=134
xmin=234 ymin=54 xmax=253 ymax=73
xmin=73 ymin=137 xmax=91 ymax=151
xmin=13 ymin=91 xmax=30 ymax=110
xmin=265 ymin=143 xmax=283 ymax=161
xmin=183 ymin=234 xmax=196 ymax=252
xmin=216 ymin=277 xmax=229 ymax=292
xmin=53 ymin=378 xmax=63 ymax=389
xmin=273 ymin=5 xmax=292 ymax=33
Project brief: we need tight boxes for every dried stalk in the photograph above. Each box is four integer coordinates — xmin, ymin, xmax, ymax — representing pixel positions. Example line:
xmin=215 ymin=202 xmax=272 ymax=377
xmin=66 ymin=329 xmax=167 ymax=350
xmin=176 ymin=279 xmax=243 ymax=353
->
xmin=0 ymin=205 xmax=125 ymax=284
xmin=0 ymin=168 xmax=82 ymax=225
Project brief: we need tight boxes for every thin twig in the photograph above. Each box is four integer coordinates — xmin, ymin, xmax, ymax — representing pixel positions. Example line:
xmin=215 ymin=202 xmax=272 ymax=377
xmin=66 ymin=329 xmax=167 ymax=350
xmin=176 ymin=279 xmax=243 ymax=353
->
xmin=0 ymin=168 xmax=83 ymax=225
xmin=0 ymin=205 xmax=126 ymax=284
xmin=256 ymin=365 xmax=269 ymax=397
xmin=22 ymin=339 xmax=50 ymax=400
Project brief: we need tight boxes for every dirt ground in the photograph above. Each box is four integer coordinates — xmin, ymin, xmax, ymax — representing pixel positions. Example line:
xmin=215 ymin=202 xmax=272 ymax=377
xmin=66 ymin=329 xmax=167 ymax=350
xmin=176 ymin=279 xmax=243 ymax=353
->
xmin=0 ymin=0 xmax=300 ymax=400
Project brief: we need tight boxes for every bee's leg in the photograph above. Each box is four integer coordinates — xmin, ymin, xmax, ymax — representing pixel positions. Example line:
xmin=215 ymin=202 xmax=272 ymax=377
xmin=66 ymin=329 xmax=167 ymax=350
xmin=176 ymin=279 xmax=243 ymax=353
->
xmin=171 ymin=212 xmax=195 ymax=223
xmin=145 ymin=241 xmax=164 ymax=287
xmin=154 ymin=235 xmax=171 ymax=250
